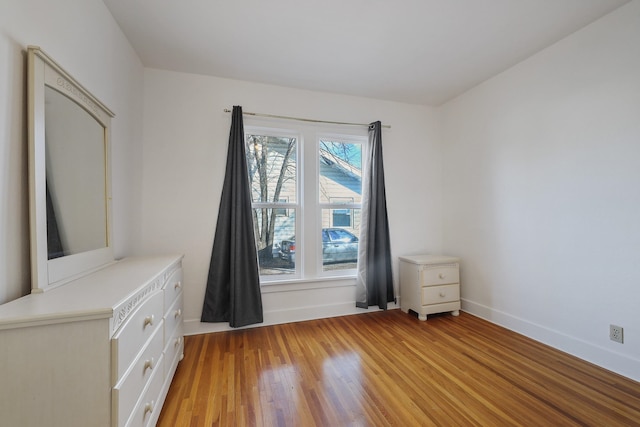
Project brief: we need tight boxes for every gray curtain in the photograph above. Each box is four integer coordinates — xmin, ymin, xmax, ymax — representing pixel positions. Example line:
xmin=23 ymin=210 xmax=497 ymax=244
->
xmin=201 ymin=106 xmax=263 ymax=327
xmin=356 ymin=121 xmax=394 ymax=309
xmin=46 ymin=183 xmax=64 ymax=259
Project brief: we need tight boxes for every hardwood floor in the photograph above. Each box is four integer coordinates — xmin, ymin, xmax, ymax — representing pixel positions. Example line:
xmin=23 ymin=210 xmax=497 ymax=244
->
xmin=158 ymin=310 xmax=640 ymax=426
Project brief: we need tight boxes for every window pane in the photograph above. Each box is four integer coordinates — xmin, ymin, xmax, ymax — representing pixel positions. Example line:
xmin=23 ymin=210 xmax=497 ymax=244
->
xmin=319 ymin=140 xmax=362 ymax=204
xmin=321 ymin=209 xmax=360 ymax=272
xmin=246 ymin=134 xmax=297 ymax=203
xmin=253 ymin=208 xmax=296 ymax=276
xmin=332 ymin=209 xmax=351 ymax=227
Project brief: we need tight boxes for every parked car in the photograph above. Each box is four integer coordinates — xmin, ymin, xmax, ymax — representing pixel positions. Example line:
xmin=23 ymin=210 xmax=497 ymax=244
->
xmin=279 ymin=236 xmax=296 ymax=264
xmin=279 ymin=228 xmax=359 ymax=265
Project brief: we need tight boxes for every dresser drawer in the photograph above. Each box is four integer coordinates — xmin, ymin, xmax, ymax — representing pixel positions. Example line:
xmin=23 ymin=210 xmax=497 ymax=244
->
xmin=164 ymin=291 xmax=183 ymax=341
xmin=163 ymin=268 xmax=183 ymax=313
xmin=422 ymin=265 xmax=459 ymax=286
xmin=125 ymin=353 xmax=165 ymax=427
xmin=422 ymin=284 xmax=460 ymax=305
xmin=112 ymin=290 xmax=164 ymax=382
xmin=113 ymin=324 xmax=163 ymax=427
xmin=164 ymin=322 xmax=184 ymax=378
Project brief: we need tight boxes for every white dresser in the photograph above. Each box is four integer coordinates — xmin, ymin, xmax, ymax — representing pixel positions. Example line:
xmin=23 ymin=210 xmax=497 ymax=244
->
xmin=399 ymin=255 xmax=460 ymax=321
xmin=0 ymin=255 xmax=184 ymax=427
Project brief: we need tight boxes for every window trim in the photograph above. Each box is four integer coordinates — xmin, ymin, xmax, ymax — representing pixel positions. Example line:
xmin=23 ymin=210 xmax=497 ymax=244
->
xmin=245 ymin=125 xmax=302 ymax=282
xmin=244 ymin=123 xmax=366 ymax=284
xmin=316 ymin=134 xmax=365 ymax=277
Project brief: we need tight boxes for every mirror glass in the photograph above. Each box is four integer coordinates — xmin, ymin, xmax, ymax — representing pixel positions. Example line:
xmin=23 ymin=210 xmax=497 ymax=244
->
xmin=45 ymin=86 xmax=108 ymax=259
xmin=28 ymin=46 xmax=115 ymax=292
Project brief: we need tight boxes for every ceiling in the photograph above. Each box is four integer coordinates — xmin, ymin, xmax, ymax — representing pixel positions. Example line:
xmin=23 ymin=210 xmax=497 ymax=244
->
xmin=102 ymin=0 xmax=629 ymax=106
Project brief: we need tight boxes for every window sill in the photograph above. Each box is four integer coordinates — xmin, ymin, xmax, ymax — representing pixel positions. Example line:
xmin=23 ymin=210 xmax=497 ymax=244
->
xmin=260 ymin=275 xmax=357 ymax=293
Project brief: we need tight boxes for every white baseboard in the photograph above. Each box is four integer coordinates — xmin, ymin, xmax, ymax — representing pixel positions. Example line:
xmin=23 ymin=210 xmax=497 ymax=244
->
xmin=461 ymin=298 xmax=640 ymax=382
xmin=185 ymin=301 xmax=400 ymax=335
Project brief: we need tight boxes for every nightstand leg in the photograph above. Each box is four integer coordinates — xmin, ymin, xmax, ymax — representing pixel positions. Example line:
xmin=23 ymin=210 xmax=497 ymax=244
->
xmin=418 ymin=314 xmax=427 ymax=321
xmin=452 ymin=310 xmax=460 ymax=316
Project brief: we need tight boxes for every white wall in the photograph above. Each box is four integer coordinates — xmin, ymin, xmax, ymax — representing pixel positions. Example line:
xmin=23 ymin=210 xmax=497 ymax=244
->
xmin=3 ymin=0 xmax=636 ymax=384
xmin=140 ymin=69 xmax=443 ymax=334
xmin=440 ymin=1 xmax=640 ymax=381
xmin=0 ymin=0 xmax=144 ymax=303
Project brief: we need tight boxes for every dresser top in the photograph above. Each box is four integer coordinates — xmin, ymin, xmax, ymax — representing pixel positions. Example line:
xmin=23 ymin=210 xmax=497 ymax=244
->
xmin=0 ymin=255 xmax=182 ymax=330
xmin=398 ymin=254 xmax=459 ymax=265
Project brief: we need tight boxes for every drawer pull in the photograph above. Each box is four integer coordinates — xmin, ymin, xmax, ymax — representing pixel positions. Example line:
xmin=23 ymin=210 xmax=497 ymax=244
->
xmin=143 ymin=357 xmax=155 ymax=373
xmin=439 ymin=292 xmax=446 ymax=298
xmin=174 ymin=281 xmax=182 ymax=290
xmin=144 ymin=400 xmax=155 ymax=417
xmin=174 ymin=308 xmax=182 ymax=319
xmin=438 ymin=273 xmax=446 ymax=279
xmin=143 ymin=314 xmax=155 ymax=328
xmin=175 ymin=336 xmax=183 ymax=347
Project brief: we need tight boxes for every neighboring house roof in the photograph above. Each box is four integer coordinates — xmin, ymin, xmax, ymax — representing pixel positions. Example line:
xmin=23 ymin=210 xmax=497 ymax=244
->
xmin=319 ymin=150 xmax=362 ymax=200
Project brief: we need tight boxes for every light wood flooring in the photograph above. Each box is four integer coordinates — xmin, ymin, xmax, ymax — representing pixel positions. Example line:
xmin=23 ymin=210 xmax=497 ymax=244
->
xmin=158 ymin=310 xmax=640 ymax=426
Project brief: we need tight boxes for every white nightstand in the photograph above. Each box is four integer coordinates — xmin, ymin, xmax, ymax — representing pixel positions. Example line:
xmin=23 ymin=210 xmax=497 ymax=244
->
xmin=399 ymin=255 xmax=461 ymax=320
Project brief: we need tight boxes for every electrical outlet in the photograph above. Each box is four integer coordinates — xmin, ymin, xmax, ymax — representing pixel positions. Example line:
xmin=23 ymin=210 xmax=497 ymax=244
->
xmin=610 ymin=325 xmax=624 ymax=344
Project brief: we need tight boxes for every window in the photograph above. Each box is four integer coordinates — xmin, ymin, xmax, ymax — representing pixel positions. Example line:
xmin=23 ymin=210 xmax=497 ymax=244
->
xmin=332 ymin=209 xmax=351 ymax=227
xmin=319 ymin=140 xmax=362 ymax=273
xmin=329 ymin=198 xmax=353 ymax=227
xmin=246 ymin=126 xmax=364 ymax=281
xmin=274 ymin=197 xmax=289 ymax=217
xmin=245 ymin=132 xmax=298 ymax=277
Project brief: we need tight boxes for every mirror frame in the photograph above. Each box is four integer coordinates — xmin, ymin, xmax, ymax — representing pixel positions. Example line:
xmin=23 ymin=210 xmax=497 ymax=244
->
xmin=28 ymin=46 xmax=115 ymax=293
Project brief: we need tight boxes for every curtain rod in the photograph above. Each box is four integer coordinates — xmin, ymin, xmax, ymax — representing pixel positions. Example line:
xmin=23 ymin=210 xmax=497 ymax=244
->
xmin=223 ymin=109 xmax=390 ymax=129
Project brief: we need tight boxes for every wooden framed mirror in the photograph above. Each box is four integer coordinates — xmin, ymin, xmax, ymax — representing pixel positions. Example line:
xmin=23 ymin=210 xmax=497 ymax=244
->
xmin=27 ymin=46 xmax=115 ymax=292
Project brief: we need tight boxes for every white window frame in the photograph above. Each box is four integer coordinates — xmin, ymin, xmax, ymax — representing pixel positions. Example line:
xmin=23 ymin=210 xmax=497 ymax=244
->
xmin=245 ymin=126 xmax=303 ymax=282
xmin=245 ymin=121 xmax=366 ymax=284
xmin=316 ymin=134 xmax=366 ymax=278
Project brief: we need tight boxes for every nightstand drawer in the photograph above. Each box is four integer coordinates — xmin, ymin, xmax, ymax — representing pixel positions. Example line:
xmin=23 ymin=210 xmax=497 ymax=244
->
xmin=422 ymin=284 xmax=459 ymax=305
xmin=422 ymin=265 xmax=459 ymax=286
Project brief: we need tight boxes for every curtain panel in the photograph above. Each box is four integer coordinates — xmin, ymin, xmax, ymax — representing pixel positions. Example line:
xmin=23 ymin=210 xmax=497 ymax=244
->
xmin=46 ymin=184 xmax=64 ymax=259
xmin=201 ymin=106 xmax=263 ymax=328
xmin=356 ymin=121 xmax=395 ymax=309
